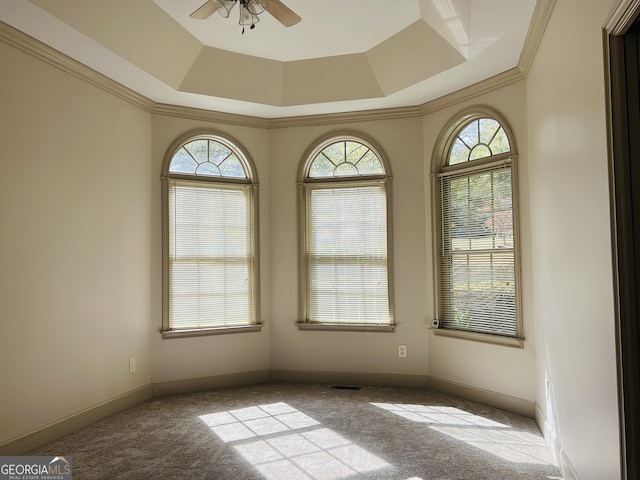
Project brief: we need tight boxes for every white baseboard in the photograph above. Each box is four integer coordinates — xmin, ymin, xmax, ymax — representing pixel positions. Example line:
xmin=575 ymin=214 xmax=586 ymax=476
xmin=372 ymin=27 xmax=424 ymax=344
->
xmin=0 ymin=385 xmax=152 ymax=456
xmin=269 ymin=369 xmax=429 ymax=388
xmin=152 ymin=369 xmax=270 ymax=397
xmin=535 ymin=403 xmax=582 ymax=479
xmin=0 ymin=369 xmax=542 ymax=456
xmin=427 ymin=375 xmax=536 ymax=418
xmin=535 ymin=403 xmax=563 ymax=469
xmin=560 ymin=448 xmax=581 ymax=480
xmin=534 ymin=402 xmax=546 ymax=432
xmin=270 ymin=369 xmax=535 ymax=418
xmin=0 ymin=370 xmax=270 ymax=455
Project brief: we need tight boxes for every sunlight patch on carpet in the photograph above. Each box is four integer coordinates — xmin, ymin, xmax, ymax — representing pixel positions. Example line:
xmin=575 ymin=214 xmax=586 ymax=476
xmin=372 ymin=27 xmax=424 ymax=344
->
xmin=370 ymin=403 xmax=510 ymax=428
xmin=200 ymin=403 xmax=391 ymax=479
xmin=370 ymin=402 xmax=556 ymax=466
xmin=200 ymin=402 xmax=319 ymax=442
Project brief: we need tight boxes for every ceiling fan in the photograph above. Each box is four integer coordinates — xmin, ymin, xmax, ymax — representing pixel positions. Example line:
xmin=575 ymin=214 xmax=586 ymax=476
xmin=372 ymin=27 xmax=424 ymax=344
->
xmin=190 ymin=0 xmax=301 ymax=31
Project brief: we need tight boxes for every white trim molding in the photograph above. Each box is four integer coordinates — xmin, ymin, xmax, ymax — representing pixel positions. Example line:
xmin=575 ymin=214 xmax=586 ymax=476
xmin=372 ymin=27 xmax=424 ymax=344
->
xmin=0 ymin=13 xmax=549 ymax=129
xmin=518 ymin=0 xmax=557 ymax=75
xmin=605 ymin=0 xmax=640 ymax=35
xmin=0 ymin=371 xmax=540 ymax=455
xmin=560 ymin=449 xmax=581 ymax=480
xmin=419 ymin=68 xmax=524 ymax=117
xmin=269 ymin=369 xmax=429 ymax=388
xmin=0 ymin=21 xmax=154 ymax=112
xmin=152 ymin=103 xmax=269 ymax=129
xmin=427 ymin=375 xmax=535 ymax=418
xmin=152 ymin=370 xmax=270 ymax=397
xmin=270 ymin=369 xmax=535 ymax=418
xmin=0 ymin=385 xmax=152 ymax=456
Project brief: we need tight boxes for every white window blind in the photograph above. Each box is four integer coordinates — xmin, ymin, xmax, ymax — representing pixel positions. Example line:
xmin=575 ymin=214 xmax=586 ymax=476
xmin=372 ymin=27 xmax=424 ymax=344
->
xmin=440 ymin=166 xmax=516 ymax=337
xmin=168 ymin=180 xmax=255 ymax=330
xmin=305 ymin=184 xmax=390 ymax=324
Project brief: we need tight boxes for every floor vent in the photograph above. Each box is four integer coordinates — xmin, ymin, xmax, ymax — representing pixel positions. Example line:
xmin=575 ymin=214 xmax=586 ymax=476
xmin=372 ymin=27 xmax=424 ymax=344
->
xmin=331 ymin=385 xmax=361 ymax=391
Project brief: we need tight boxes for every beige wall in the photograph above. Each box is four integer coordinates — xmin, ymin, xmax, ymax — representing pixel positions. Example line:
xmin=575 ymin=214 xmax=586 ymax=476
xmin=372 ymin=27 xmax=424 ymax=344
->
xmin=526 ymin=0 xmax=620 ymax=478
xmin=268 ymin=118 xmax=429 ymax=376
xmin=0 ymin=42 xmax=541 ymax=449
xmin=0 ymin=2 xmax=626 ymax=476
xmin=0 ymin=42 xmax=152 ymax=445
xmin=149 ymin=115 xmax=271 ymax=384
xmin=422 ymin=80 xmax=537 ymax=402
xmin=147 ymin=85 xmax=538 ymax=400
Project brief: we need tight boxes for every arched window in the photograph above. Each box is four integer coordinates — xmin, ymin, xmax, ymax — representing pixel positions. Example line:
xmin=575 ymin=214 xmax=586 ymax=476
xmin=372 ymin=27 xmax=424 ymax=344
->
xmin=161 ymin=133 xmax=260 ymax=338
xmin=432 ymin=109 xmax=521 ymax=345
xmin=298 ymin=136 xmax=394 ymax=331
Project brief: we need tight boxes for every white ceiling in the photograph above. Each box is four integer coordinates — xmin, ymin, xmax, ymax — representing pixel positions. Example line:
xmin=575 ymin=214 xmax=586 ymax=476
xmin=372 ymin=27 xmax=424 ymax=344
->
xmin=0 ymin=0 xmax=537 ymax=118
xmin=156 ymin=0 xmax=423 ymax=62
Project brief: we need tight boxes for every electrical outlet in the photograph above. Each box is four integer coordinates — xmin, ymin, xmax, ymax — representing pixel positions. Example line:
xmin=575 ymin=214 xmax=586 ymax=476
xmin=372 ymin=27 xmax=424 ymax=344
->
xmin=398 ymin=344 xmax=407 ymax=358
xmin=129 ymin=357 xmax=136 ymax=374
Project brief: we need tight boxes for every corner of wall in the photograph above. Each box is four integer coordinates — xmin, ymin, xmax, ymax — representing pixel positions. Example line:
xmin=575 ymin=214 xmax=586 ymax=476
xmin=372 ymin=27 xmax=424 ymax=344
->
xmin=0 ymin=386 xmax=152 ymax=456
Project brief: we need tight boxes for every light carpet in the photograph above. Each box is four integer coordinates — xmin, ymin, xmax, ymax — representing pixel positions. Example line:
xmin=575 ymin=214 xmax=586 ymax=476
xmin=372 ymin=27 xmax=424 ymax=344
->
xmin=30 ymin=382 xmax=563 ymax=480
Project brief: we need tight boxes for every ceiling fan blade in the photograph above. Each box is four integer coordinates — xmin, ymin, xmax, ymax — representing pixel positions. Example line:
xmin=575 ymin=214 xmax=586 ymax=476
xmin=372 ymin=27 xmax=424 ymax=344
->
xmin=190 ymin=0 xmax=223 ymax=19
xmin=264 ymin=0 xmax=301 ymax=27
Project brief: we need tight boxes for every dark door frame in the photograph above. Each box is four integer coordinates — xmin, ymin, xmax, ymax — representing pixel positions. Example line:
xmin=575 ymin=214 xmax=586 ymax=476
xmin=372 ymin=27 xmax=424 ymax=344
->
xmin=604 ymin=1 xmax=640 ymax=479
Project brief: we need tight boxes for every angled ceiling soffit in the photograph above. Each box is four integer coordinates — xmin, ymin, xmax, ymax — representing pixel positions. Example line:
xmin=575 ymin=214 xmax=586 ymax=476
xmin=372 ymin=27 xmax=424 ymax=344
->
xmin=366 ymin=19 xmax=466 ymax=96
xmin=282 ymin=54 xmax=384 ymax=106
xmin=22 ymin=0 xmax=537 ymax=111
xmin=31 ymin=0 xmax=201 ymax=89
xmin=0 ymin=17 xmax=525 ymax=126
xmin=179 ymin=47 xmax=285 ymax=106
xmin=179 ymin=19 xmax=465 ymax=107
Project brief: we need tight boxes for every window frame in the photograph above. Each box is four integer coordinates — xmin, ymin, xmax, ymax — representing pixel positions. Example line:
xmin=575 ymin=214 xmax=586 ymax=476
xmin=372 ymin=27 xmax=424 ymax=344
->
xmin=161 ymin=131 xmax=261 ymax=339
xmin=297 ymin=134 xmax=395 ymax=332
xmin=431 ymin=107 xmax=523 ymax=348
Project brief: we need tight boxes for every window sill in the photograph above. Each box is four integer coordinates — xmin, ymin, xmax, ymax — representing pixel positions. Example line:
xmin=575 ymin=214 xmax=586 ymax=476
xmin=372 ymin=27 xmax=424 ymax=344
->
xmin=431 ymin=327 xmax=523 ymax=348
xmin=296 ymin=322 xmax=395 ymax=333
xmin=161 ymin=324 xmax=263 ymax=339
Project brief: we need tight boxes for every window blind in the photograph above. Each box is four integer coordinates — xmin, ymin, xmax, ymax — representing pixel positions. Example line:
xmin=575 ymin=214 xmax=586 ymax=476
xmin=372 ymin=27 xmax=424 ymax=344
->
xmin=168 ymin=180 xmax=255 ymax=329
xmin=305 ymin=184 xmax=390 ymax=324
xmin=440 ymin=166 xmax=516 ymax=337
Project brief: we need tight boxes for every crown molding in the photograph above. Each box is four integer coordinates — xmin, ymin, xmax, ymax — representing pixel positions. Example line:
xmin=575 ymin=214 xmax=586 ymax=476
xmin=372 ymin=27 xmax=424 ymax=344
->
xmin=268 ymin=68 xmax=525 ymax=128
xmin=2 ymin=8 xmax=540 ymax=129
xmin=0 ymin=21 xmax=155 ymax=112
xmin=154 ymin=68 xmax=524 ymax=128
xmin=268 ymin=104 xmax=423 ymax=128
xmin=269 ymin=68 xmax=525 ymax=128
xmin=605 ymin=0 xmax=640 ymax=34
xmin=518 ymin=0 xmax=557 ymax=75
xmin=152 ymin=103 xmax=269 ymax=129
xmin=419 ymin=67 xmax=525 ymax=116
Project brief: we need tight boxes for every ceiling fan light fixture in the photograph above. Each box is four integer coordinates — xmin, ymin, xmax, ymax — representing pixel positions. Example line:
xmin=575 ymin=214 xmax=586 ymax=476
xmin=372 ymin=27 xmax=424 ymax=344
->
xmin=190 ymin=0 xmax=300 ymax=31
xmin=238 ymin=6 xmax=260 ymax=26
xmin=237 ymin=0 xmax=268 ymax=32
xmin=246 ymin=0 xmax=267 ymax=16
xmin=216 ymin=0 xmax=236 ymax=18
